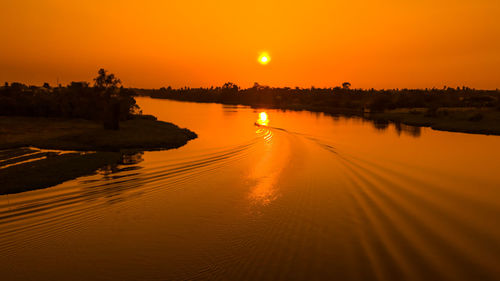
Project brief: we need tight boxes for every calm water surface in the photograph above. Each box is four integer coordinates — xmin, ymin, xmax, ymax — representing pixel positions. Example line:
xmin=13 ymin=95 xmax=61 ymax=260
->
xmin=1 ymin=97 xmax=500 ymax=281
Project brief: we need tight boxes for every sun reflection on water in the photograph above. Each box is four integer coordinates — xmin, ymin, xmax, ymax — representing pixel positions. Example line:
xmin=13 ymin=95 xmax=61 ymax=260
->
xmin=255 ymin=111 xmax=269 ymax=126
xmin=247 ymin=128 xmax=279 ymax=207
xmin=256 ymin=128 xmax=273 ymax=143
xmin=247 ymin=117 xmax=289 ymax=208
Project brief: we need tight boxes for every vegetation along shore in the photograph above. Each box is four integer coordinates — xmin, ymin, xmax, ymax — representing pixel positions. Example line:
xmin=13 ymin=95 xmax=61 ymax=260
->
xmin=138 ymin=82 xmax=500 ymax=135
xmin=0 ymin=70 xmax=197 ymax=194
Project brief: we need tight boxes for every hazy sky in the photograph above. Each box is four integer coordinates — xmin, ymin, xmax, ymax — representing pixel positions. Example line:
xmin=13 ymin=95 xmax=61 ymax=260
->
xmin=1 ymin=0 xmax=499 ymax=89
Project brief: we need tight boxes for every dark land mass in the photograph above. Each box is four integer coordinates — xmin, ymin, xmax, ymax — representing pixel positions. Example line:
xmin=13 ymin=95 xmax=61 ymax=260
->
xmin=0 ymin=116 xmax=197 ymax=195
xmin=0 ymin=70 xmax=197 ymax=194
xmin=136 ymin=84 xmax=500 ymax=135
xmin=0 ymin=150 xmax=122 ymax=195
xmin=0 ymin=116 xmax=197 ymax=152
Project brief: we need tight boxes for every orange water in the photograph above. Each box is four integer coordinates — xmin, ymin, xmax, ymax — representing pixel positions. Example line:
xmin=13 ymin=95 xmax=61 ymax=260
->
xmin=1 ymin=97 xmax=499 ymax=281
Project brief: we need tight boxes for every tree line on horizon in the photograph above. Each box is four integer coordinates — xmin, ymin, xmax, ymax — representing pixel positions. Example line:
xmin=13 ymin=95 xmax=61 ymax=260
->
xmin=2 ymin=76 xmax=499 ymax=123
xmin=0 ymin=69 xmax=140 ymax=129
xmin=136 ymin=82 xmax=500 ymax=113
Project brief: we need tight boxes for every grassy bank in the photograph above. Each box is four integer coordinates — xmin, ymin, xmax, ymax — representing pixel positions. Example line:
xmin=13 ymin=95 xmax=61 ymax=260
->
xmin=0 ymin=116 xmax=197 ymax=151
xmin=0 ymin=116 xmax=197 ymax=194
xmin=367 ymin=108 xmax=500 ymax=135
xmin=269 ymin=105 xmax=500 ymax=135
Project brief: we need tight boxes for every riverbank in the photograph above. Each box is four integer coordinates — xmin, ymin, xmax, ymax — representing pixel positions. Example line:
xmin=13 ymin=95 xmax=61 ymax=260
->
xmin=140 ymin=85 xmax=500 ymax=136
xmin=0 ymin=116 xmax=197 ymax=194
xmin=367 ymin=108 xmax=500 ymax=135
xmin=146 ymin=94 xmax=500 ymax=136
xmin=274 ymin=105 xmax=500 ymax=135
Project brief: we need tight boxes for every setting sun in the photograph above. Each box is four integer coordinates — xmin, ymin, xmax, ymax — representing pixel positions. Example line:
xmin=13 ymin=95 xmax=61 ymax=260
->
xmin=258 ymin=53 xmax=270 ymax=65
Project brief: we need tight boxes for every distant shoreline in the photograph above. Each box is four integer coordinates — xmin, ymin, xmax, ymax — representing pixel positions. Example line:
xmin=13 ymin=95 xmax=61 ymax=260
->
xmin=0 ymin=116 xmax=197 ymax=194
xmin=140 ymin=93 xmax=500 ymax=136
xmin=366 ymin=109 xmax=500 ymax=136
xmin=263 ymin=104 xmax=500 ymax=136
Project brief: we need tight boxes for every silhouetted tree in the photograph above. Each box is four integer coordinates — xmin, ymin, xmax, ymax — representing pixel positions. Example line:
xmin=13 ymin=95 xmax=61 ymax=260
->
xmin=222 ymin=82 xmax=239 ymax=91
xmin=43 ymin=82 xmax=51 ymax=89
xmin=10 ymin=83 xmax=27 ymax=91
xmin=94 ymin=69 xmax=121 ymax=89
xmin=93 ymin=70 xmax=123 ymax=130
xmin=342 ymin=82 xmax=351 ymax=90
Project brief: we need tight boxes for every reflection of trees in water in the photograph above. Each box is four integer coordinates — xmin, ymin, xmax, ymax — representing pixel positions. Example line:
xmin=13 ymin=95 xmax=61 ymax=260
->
xmin=82 ymin=152 xmax=146 ymax=205
xmin=371 ymin=119 xmax=421 ymax=137
xmin=100 ymin=152 xmax=144 ymax=171
xmin=222 ymin=104 xmax=242 ymax=115
xmin=372 ymin=119 xmax=390 ymax=131
xmin=394 ymin=122 xmax=422 ymax=137
xmin=99 ymin=152 xmax=144 ymax=176
xmin=121 ymin=152 xmax=144 ymax=165
xmin=312 ymin=111 xmax=422 ymax=138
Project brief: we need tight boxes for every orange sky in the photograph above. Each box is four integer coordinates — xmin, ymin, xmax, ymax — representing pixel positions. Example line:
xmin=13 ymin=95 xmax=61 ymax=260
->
xmin=1 ymin=0 xmax=499 ymax=89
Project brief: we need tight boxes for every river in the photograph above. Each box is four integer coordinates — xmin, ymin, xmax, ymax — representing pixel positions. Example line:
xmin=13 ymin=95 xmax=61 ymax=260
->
xmin=1 ymin=97 xmax=500 ymax=281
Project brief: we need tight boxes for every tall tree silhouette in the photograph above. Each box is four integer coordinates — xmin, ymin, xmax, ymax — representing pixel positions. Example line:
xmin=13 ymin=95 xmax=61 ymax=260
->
xmin=94 ymin=69 xmax=122 ymax=130
xmin=94 ymin=69 xmax=121 ymax=89
xmin=342 ymin=82 xmax=351 ymax=90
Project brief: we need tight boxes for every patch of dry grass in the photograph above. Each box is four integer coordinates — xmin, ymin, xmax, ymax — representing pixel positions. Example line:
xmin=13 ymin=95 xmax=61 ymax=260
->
xmin=0 ymin=116 xmax=197 ymax=151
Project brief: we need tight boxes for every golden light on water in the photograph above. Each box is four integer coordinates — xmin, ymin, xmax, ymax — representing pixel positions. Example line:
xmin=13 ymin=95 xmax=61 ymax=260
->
xmin=260 ymin=112 xmax=268 ymax=122
xmin=258 ymin=53 xmax=270 ymax=65
xmin=256 ymin=111 xmax=269 ymax=126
